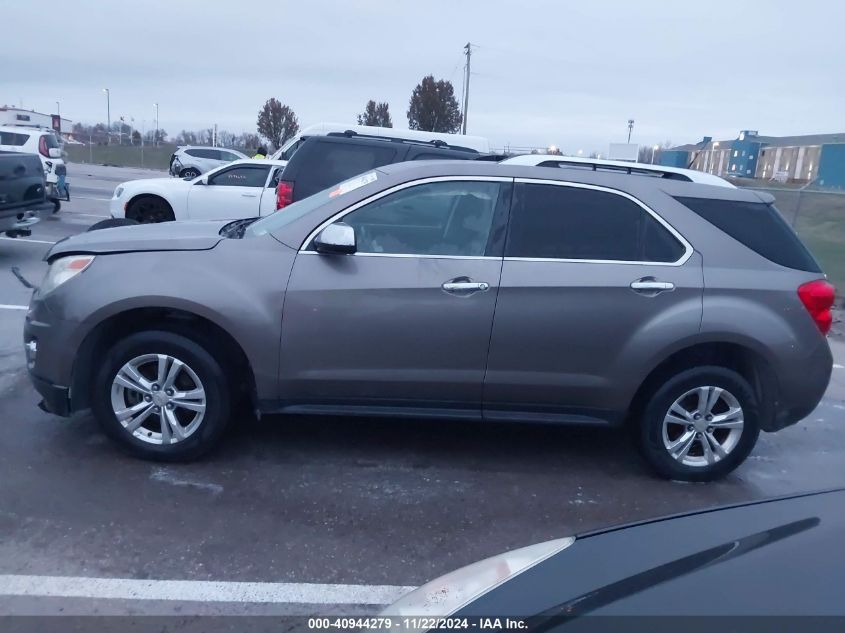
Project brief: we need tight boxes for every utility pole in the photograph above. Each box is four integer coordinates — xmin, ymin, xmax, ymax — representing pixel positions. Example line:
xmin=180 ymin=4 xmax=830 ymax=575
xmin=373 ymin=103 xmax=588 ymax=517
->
xmin=462 ymin=42 xmax=472 ymax=135
xmin=627 ymin=119 xmax=634 ymax=144
xmin=103 ymin=88 xmax=110 ymax=144
xmin=153 ymin=103 xmax=159 ymax=146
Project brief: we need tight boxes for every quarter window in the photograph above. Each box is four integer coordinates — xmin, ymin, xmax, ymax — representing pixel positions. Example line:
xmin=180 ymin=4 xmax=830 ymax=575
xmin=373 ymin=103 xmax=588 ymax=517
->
xmin=208 ymin=165 xmax=271 ymax=187
xmin=506 ymin=183 xmax=685 ymax=263
xmin=341 ymin=181 xmax=502 ymax=256
xmin=0 ymin=131 xmax=30 ymax=146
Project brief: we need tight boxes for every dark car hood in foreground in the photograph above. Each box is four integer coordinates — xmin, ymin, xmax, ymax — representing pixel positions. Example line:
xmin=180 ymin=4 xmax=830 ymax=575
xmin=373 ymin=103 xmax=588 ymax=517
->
xmin=47 ymin=220 xmax=229 ymax=259
xmin=457 ymin=489 xmax=845 ymax=618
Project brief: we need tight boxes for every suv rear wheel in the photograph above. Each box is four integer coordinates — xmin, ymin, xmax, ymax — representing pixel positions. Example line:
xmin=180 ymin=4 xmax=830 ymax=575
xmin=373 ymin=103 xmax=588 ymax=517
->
xmin=91 ymin=330 xmax=232 ymax=461
xmin=637 ymin=366 xmax=760 ymax=481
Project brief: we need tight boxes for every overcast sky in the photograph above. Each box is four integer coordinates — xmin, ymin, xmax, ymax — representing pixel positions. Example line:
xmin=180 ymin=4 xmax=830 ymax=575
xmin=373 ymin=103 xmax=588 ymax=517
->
xmin=4 ymin=0 xmax=843 ymax=152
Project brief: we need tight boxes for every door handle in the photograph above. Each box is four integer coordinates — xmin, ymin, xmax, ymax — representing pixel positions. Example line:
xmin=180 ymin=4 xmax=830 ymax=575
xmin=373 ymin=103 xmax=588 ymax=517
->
xmin=630 ymin=278 xmax=675 ymax=294
xmin=241 ymin=193 xmax=258 ymax=198
xmin=442 ymin=279 xmax=490 ymax=295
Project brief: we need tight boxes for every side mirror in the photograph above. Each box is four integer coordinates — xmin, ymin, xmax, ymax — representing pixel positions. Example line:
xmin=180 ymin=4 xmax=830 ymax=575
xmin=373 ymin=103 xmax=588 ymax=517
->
xmin=197 ymin=175 xmax=209 ymax=185
xmin=314 ymin=222 xmax=356 ymax=255
xmin=48 ymin=148 xmax=62 ymax=158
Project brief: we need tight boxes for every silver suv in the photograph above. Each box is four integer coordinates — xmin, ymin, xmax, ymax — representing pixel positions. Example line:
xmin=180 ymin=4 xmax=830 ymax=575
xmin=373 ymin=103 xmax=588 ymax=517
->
xmin=168 ymin=146 xmax=247 ymax=178
xmin=24 ymin=161 xmax=834 ymax=481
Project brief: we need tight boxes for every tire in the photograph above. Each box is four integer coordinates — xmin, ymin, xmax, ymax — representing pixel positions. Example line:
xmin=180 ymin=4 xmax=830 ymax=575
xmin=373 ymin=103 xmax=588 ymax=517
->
xmin=637 ymin=366 xmax=760 ymax=482
xmin=87 ymin=218 xmax=140 ymax=232
xmin=126 ymin=195 xmax=175 ymax=223
xmin=180 ymin=168 xmax=200 ymax=179
xmin=91 ymin=330 xmax=232 ymax=461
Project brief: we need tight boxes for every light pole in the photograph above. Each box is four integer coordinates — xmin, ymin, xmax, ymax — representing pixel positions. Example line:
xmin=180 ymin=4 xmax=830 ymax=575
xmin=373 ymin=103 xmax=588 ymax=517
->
xmin=153 ymin=103 xmax=159 ymax=146
xmin=627 ymin=119 xmax=635 ymax=144
xmin=102 ymin=88 xmax=110 ymax=144
xmin=651 ymin=144 xmax=659 ymax=164
xmin=56 ymin=101 xmax=60 ymax=116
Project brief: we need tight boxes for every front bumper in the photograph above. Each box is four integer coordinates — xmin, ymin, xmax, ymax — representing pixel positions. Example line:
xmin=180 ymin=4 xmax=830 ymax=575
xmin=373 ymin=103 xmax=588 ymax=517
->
xmin=29 ymin=371 xmax=71 ymax=416
xmin=24 ymin=297 xmax=79 ymax=417
xmin=109 ymin=195 xmax=126 ymax=219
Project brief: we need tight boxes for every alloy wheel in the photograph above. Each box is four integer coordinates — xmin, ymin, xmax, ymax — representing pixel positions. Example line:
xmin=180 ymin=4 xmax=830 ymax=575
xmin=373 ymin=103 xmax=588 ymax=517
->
xmin=110 ymin=353 xmax=207 ymax=445
xmin=661 ymin=386 xmax=744 ymax=468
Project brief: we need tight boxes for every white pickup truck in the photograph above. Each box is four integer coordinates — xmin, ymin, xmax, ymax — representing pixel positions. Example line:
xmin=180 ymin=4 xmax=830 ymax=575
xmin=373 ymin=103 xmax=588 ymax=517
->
xmin=109 ymin=159 xmax=287 ymax=223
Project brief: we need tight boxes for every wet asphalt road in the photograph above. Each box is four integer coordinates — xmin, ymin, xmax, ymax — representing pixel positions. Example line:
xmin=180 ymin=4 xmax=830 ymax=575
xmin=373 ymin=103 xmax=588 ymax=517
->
xmin=0 ymin=164 xmax=844 ymax=616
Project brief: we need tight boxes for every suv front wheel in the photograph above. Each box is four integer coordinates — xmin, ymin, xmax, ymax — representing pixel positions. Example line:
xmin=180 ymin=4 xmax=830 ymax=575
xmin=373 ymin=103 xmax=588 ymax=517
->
xmin=91 ymin=330 xmax=232 ymax=461
xmin=637 ymin=366 xmax=760 ymax=481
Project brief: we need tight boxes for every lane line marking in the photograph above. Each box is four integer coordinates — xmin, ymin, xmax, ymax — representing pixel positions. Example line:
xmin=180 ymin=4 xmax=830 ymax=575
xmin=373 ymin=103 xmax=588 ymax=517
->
xmin=834 ymin=364 xmax=844 ymax=369
xmin=0 ymin=575 xmax=414 ymax=605
xmin=0 ymin=236 xmax=56 ymax=245
xmin=0 ymin=305 xmax=28 ymax=311
xmin=71 ymin=196 xmax=111 ymax=201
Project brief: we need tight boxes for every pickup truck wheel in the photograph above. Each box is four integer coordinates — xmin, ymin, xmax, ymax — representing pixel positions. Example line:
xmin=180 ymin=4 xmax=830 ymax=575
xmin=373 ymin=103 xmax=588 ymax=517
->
xmin=180 ymin=168 xmax=200 ymax=179
xmin=91 ymin=330 xmax=232 ymax=461
xmin=637 ymin=366 xmax=760 ymax=482
xmin=126 ymin=195 xmax=175 ymax=223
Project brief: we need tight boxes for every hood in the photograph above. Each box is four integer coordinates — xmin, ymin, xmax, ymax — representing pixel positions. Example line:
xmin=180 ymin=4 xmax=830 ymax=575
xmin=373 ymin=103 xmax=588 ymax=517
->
xmin=126 ymin=176 xmax=191 ymax=188
xmin=47 ymin=220 xmax=228 ymax=259
xmin=456 ymin=489 xmax=845 ymax=617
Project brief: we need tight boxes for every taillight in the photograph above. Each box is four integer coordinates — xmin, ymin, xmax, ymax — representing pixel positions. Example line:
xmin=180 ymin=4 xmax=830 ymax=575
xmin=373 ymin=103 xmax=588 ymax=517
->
xmin=38 ymin=136 xmax=49 ymax=157
xmin=798 ymin=279 xmax=835 ymax=335
xmin=276 ymin=180 xmax=294 ymax=210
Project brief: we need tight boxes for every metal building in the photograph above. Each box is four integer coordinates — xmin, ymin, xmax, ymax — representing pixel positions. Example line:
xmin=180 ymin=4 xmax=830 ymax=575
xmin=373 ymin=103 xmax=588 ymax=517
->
xmin=660 ymin=131 xmax=845 ymax=188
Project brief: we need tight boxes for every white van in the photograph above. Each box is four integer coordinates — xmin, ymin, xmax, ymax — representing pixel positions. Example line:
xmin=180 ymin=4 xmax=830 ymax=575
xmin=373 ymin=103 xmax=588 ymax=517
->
xmin=0 ymin=125 xmax=66 ymax=192
xmin=269 ymin=123 xmax=490 ymax=162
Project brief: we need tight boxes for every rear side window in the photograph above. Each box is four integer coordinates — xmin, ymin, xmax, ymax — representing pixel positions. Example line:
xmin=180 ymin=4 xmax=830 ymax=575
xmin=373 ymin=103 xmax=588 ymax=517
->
xmin=295 ymin=141 xmax=398 ymax=197
xmin=507 ymin=183 xmax=686 ymax=262
xmin=0 ymin=131 xmax=29 ymax=146
xmin=675 ymin=196 xmax=821 ymax=272
xmin=186 ymin=148 xmax=218 ymax=159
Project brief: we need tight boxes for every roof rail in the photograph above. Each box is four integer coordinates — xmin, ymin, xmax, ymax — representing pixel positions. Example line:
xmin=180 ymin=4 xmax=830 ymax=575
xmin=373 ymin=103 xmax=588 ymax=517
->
xmin=535 ymin=159 xmax=693 ymax=182
xmin=326 ymin=131 xmax=479 ymax=153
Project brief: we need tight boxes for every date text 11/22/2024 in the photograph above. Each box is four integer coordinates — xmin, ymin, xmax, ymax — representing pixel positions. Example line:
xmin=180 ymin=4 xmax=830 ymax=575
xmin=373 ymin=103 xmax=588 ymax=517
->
xmin=308 ymin=618 xmax=529 ymax=630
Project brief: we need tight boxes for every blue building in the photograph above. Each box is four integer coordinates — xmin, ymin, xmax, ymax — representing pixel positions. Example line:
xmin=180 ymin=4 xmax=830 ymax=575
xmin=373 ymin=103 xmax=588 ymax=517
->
xmin=660 ymin=131 xmax=845 ymax=188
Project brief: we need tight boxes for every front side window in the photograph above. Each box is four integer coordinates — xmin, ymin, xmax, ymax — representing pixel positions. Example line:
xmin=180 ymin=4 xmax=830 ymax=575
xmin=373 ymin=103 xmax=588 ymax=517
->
xmin=208 ymin=165 xmax=271 ymax=187
xmin=341 ymin=181 xmax=502 ymax=256
xmin=506 ymin=183 xmax=685 ymax=263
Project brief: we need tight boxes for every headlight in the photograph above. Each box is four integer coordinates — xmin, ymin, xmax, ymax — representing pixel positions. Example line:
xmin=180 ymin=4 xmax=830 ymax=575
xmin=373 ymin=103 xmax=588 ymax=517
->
xmin=382 ymin=537 xmax=575 ymax=618
xmin=114 ymin=186 xmax=124 ymax=198
xmin=40 ymin=255 xmax=95 ymax=296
